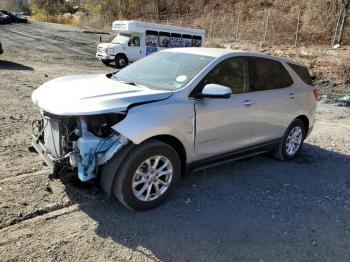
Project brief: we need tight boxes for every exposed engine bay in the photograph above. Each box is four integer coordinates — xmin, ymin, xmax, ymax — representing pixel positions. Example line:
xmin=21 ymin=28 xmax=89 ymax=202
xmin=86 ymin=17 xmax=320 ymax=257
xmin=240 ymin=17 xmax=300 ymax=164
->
xmin=30 ymin=73 xmax=174 ymax=183
xmin=32 ymin=112 xmax=129 ymax=181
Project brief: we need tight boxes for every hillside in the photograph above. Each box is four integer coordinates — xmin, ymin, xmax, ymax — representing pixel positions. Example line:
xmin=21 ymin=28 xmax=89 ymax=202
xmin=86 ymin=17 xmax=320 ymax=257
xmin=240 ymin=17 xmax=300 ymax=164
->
xmin=3 ymin=0 xmax=349 ymax=98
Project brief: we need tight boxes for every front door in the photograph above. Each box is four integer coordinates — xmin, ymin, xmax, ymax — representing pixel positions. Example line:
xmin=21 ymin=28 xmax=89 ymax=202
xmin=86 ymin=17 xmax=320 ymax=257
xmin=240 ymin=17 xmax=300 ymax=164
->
xmin=194 ymin=57 xmax=256 ymax=161
xmin=127 ymin=35 xmax=141 ymax=62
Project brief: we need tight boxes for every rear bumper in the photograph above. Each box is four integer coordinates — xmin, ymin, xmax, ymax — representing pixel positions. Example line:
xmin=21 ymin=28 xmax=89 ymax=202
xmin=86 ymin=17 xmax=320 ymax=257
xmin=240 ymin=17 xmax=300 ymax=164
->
xmin=31 ymin=134 xmax=57 ymax=169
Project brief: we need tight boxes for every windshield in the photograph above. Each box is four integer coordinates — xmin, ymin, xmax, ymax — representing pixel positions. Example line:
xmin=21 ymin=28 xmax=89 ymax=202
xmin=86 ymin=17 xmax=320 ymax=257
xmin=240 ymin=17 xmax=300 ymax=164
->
xmin=111 ymin=33 xmax=131 ymax=44
xmin=112 ymin=52 xmax=214 ymax=90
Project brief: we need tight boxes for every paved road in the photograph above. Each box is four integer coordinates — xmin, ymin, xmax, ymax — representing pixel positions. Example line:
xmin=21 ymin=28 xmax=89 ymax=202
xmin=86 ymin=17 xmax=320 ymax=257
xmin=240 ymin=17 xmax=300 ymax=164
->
xmin=0 ymin=21 xmax=350 ymax=262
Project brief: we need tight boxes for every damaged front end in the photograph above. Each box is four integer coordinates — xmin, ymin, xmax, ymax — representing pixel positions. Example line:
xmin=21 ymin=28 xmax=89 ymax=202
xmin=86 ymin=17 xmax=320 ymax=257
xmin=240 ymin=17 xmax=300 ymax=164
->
xmin=31 ymin=112 xmax=129 ymax=181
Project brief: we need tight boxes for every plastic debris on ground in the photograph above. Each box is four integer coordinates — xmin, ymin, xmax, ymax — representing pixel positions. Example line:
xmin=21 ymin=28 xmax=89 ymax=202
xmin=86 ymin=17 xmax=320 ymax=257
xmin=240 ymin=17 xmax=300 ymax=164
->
xmin=337 ymin=96 xmax=350 ymax=107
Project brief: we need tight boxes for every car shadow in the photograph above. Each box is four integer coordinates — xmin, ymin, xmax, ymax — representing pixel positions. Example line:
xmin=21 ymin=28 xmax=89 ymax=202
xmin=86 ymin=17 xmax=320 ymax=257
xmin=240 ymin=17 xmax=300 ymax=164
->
xmin=65 ymin=143 xmax=350 ymax=261
xmin=0 ymin=60 xmax=33 ymax=71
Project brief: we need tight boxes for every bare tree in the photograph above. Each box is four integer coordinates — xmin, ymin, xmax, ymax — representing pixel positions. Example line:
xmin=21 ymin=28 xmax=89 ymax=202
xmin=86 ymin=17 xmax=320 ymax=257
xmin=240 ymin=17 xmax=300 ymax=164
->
xmin=338 ymin=0 xmax=349 ymax=44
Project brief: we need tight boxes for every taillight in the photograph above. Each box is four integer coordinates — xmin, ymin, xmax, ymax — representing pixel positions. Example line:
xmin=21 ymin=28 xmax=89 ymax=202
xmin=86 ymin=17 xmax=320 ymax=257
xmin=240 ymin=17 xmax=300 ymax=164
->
xmin=313 ymin=88 xmax=320 ymax=100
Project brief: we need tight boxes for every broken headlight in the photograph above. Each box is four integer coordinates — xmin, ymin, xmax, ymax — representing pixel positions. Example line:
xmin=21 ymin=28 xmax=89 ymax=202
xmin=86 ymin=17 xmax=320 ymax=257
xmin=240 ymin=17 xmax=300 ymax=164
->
xmin=84 ymin=113 xmax=126 ymax=138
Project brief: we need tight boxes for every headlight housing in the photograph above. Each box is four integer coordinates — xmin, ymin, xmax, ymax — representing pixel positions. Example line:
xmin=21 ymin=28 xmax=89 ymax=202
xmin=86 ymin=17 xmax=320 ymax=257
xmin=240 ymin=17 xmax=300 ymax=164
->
xmin=84 ymin=113 xmax=126 ymax=138
xmin=107 ymin=48 xmax=114 ymax=55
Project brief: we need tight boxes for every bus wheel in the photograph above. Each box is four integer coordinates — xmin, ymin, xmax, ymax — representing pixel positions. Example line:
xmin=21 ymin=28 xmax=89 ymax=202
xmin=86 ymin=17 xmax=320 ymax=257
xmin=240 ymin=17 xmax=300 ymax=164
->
xmin=115 ymin=55 xmax=128 ymax=69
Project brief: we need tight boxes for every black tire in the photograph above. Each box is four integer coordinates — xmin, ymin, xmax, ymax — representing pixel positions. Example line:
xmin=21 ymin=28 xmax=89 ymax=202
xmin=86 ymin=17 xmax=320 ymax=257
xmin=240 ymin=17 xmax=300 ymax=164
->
xmin=115 ymin=54 xmax=128 ymax=69
xmin=113 ymin=140 xmax=181 ymax=210
xmin=274 ymin=119 xmax=306 ymax=161
xmin=100 ymin=144 xmax=136 ymax=199
xmin=101 ymin=60 xmax=110 ymax=66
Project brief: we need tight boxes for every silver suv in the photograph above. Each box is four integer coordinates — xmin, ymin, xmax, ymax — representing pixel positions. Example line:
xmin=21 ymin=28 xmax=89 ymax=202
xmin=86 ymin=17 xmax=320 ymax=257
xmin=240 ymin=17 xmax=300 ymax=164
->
xmin=31 ymin=48 xmax=318 ymax=210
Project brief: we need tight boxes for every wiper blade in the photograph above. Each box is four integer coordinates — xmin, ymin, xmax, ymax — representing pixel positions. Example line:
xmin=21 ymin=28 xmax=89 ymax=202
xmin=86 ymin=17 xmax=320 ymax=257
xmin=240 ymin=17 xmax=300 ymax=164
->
xmin=118 ymin=80 xmax=137 ymax=86
xmin=106 ymin=70 xmax=120 ymax=78
xmin=117 ymin=80 xmax=149 ymax=88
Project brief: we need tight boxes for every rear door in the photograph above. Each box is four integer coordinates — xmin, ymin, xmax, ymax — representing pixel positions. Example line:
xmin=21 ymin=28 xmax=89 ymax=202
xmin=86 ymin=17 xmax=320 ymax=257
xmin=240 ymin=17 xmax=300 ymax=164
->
xmin=248 ymin=57 xmax=296 ymax=144
xmin=194 ymin=57 xmax=257 ymax=160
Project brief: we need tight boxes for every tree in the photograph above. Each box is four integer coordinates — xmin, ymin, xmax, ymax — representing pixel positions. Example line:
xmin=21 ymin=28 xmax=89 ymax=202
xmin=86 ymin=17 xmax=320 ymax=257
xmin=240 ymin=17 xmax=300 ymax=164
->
xmin=338 ymin=0 xmax=349 ymax=44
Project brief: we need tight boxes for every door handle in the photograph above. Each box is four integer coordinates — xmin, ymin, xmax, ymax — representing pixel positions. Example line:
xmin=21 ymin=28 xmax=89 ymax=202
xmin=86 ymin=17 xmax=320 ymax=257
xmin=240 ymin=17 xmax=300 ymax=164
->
xmin=242 ymin=100 xmax=255 ymax=106
xmin=289 ymin=93 xmax=296 ymax=99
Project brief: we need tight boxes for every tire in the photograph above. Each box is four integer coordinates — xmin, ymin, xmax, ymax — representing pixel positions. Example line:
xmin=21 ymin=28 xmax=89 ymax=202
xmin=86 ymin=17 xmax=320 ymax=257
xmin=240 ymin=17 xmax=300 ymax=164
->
xmin=100 ymin=144 xmax=136 ymax=199
xmin=101 ymin=60 xmax=110 ymax=66
xmin=113 ymin=140 xmax=181 ymax=210
xmin=274 ymin=119 xmax=306 ymax=161
xmin=115 ymin=55 xmax=128 ymax=69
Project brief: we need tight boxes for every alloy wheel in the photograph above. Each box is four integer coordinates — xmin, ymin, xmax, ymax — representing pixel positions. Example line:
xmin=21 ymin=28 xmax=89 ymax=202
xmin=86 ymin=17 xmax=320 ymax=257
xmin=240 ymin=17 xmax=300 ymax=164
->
xmin=286 ymin=126 xmax=303 ymax=156
xmin=132 ymin=155 xmax=173 ymax=202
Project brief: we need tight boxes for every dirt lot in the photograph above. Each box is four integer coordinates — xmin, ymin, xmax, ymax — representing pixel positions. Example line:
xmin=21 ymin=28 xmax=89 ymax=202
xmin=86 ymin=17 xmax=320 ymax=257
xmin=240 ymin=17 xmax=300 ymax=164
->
xmin=0 ymin=21 xmax=350 ymax=261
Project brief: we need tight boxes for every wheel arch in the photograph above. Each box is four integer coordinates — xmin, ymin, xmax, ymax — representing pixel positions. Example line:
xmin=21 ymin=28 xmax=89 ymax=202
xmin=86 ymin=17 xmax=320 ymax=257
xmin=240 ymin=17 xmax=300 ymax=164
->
xmin=144 ymin=134 xmax=187 ymax=176
xmin=295 ymin=115 xmax=309 ymax=135
xmin=116 ymin=52 xmax=128 ymax=62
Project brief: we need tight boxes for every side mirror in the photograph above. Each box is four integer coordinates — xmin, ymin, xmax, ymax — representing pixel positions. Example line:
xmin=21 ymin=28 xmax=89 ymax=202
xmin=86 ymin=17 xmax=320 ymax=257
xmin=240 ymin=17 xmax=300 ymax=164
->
xmin=198 ymin=84 xmax=232 ymax=99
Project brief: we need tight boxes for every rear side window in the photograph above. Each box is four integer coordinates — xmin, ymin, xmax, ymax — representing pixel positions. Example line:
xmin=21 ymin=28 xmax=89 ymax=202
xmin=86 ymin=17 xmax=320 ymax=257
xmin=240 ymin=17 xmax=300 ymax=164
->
xmin=159 ymin=32 xmax=170 ymax=47
xmin=288 ymin=63 xmax=313 ymax=85
xmin=182 ymin=34 xmax=192 ymax=47
xmin=192 ymin=35 xmax=202 ymax=47
xmin=171 ymin=33 xmax=182 ymax=47
xmin=250 ymin=58 xmax=294 ymax=91
xmin=146 ymin=30 xmax=158 ymax=47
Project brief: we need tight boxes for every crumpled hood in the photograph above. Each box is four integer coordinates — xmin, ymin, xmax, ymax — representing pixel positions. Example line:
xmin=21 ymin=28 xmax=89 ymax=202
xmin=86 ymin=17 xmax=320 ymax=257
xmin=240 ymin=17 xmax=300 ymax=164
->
xmin=31 ymin=74 xmax=173 ymax=115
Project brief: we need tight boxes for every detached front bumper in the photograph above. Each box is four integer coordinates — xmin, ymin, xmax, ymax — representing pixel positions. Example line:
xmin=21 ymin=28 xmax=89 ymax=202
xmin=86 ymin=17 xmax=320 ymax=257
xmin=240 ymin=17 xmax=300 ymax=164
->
xmin=31 ymin=134 xmax=57 ymax=169
xmin=31 ymin=130 xmax=129 ymax=181
xmin=31 ymin=115 xmax=129 ymax=181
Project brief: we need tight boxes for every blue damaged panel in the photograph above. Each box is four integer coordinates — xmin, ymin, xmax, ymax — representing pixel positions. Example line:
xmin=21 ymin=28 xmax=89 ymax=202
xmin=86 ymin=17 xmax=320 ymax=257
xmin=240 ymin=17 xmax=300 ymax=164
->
xmin=77 ymin=132 xmax=128 ymax=182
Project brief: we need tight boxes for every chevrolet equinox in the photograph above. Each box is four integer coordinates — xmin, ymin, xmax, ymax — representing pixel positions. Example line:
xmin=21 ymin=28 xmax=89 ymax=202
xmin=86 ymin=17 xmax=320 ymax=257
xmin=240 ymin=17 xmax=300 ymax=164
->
xmin=31 ymin=48 xmax=318 ymax=210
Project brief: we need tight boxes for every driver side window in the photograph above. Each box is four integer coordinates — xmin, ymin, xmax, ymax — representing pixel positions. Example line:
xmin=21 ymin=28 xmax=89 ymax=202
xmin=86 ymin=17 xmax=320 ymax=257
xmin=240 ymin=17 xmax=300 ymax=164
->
xmin=202 ymin=57 xmax=250 ymax=94
xmin=128 ymin=36 xmax=140 ymax=47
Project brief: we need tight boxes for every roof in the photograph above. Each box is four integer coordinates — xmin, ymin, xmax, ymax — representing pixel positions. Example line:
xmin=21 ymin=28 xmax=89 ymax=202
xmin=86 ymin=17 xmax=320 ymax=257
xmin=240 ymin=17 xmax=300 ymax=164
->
xmin=112 ymin=20 xmax=205 ymax=35
xmin=163 ymin=47 xmax=302 ymax=65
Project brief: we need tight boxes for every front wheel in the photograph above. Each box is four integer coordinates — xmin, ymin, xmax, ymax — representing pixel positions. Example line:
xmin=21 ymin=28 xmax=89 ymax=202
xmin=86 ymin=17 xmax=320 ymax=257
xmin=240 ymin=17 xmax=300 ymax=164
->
xmin=115 ymin=55 xmax=128 ymax=69
xmin=274 ymin=119 xmax=306 ymax=161
xmin=113 ymin=140 xmax=181 ymax=210
xmin=101 ymin=59 xmax=111 ymax=66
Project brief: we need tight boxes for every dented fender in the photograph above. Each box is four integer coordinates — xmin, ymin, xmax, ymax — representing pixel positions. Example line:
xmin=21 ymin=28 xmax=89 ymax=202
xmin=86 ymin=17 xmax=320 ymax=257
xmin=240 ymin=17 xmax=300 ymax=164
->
xmin=111 ymin=99 xmax=196 ymax=163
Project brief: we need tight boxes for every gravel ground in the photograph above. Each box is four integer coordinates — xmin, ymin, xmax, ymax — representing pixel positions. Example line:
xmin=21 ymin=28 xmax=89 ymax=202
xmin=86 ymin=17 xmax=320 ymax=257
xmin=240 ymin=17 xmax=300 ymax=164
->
xmin=0 ymin=21 xmax=350 ymax=262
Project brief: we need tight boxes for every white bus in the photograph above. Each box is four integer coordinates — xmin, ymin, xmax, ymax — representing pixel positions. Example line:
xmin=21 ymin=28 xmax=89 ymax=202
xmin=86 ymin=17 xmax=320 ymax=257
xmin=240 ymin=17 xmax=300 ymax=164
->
xmin=96 ymin=20 xmax=206 ymax=68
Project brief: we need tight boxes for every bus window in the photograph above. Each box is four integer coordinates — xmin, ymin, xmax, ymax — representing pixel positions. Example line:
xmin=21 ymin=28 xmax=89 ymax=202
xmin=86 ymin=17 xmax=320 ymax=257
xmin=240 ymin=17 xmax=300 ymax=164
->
xmin=171 ymin=33 xmax=182 ymax=47
xmin=159 ymin=32 xmax=171 ymax=48
xmin=192 ymin=35 xmax=202 ymax=47
xmin=146 ymin=30 xmax=158 ymax=47
xmin=182 ymin=34 xmax=192 ymax=47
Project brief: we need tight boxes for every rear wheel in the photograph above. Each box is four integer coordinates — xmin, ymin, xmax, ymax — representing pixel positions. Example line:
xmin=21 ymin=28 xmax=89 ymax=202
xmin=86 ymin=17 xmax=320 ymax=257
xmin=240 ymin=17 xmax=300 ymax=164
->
xmin=274 ymin=119 xmax=306 ymax=161
xmin=113 ymin=140 xmax=181 ymax=210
